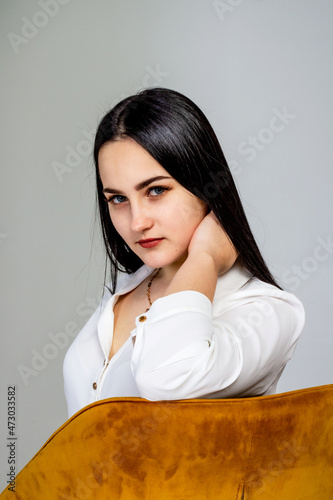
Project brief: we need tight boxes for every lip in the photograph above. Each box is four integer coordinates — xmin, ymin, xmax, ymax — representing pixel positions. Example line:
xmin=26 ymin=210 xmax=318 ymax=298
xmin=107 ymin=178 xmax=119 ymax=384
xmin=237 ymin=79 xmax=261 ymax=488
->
xmin=138 ymin=238 xmax=164 ymax=248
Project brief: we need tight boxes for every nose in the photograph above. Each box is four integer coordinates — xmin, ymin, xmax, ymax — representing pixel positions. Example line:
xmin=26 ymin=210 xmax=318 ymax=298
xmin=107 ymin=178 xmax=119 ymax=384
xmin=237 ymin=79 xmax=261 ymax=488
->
xmin=130 ymin=203 xmax=154 ymax=233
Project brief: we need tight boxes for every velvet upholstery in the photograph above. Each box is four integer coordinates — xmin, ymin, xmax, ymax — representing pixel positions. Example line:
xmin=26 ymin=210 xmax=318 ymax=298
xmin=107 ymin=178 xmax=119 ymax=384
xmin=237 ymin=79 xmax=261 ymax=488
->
xmin=1 ymin=385 xmax=332 ymax=499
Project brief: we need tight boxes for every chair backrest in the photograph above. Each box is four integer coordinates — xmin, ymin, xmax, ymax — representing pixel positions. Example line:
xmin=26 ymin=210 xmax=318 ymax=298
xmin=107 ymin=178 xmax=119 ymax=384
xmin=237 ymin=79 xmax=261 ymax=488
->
xmin=1 ymin=384 xmax=333 ymax=499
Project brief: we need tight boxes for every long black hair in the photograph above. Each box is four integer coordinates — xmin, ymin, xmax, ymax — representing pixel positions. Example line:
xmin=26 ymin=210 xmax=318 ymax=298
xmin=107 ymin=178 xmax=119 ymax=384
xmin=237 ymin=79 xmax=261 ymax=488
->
xmin=93 ymin=87 xmax=282 ymax=294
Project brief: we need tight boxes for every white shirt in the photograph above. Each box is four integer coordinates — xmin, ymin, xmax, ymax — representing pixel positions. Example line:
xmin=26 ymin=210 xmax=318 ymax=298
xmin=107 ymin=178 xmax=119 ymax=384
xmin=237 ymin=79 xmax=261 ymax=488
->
xmin=63 ymin=261 xmax=305 ymax=418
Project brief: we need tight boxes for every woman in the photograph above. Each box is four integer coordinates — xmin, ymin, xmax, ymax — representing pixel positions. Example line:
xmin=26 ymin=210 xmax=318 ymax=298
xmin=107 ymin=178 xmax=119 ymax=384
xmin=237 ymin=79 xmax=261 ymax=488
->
xmin=63 ymin=87 xmax=305 ymax=418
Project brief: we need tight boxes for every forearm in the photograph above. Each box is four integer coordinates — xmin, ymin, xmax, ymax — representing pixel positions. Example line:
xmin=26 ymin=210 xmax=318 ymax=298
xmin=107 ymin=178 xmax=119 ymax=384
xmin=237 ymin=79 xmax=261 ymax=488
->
xmin=163 ymin=253 xmax=218 ymax=303
xmin=133 ymin=288 xmax=305 ymax=401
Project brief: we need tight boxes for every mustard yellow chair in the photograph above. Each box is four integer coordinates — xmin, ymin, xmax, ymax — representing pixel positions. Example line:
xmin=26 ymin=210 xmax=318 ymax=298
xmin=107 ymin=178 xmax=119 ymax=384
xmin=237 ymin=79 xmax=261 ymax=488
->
xmin=1 ymin=384 xmax=332 ymax=499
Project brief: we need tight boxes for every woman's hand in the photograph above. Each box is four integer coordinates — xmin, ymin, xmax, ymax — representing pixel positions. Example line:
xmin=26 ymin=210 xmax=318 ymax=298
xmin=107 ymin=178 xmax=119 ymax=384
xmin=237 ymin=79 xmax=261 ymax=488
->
xmin=188 ymin=211 xmax=239 ymax=275
xmin=163 ymin=211 xmax=237 ymax=302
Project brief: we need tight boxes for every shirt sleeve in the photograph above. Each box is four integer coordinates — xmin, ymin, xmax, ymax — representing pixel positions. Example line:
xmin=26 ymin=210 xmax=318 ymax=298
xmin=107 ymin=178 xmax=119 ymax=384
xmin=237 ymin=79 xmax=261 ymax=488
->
xmin=130 ymin=286 xmax=305 ymax=401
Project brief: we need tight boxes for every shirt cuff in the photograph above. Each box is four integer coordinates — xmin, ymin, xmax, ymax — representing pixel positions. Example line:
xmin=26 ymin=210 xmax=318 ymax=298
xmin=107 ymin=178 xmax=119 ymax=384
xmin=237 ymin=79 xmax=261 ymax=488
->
xmin=141 ymin=290 xmax=212 ymax=324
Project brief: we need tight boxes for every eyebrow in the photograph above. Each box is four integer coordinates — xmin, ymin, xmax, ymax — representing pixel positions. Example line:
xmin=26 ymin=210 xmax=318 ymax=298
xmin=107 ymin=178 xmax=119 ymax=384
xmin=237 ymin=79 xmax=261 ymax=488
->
xmin=102 ymin=176 xmax=173 ymax=195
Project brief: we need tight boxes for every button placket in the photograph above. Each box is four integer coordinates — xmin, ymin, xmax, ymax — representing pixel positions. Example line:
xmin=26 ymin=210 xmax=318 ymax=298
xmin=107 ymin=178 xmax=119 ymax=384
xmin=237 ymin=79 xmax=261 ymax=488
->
xmin=131 ymin=317 xmax=147 ymax=366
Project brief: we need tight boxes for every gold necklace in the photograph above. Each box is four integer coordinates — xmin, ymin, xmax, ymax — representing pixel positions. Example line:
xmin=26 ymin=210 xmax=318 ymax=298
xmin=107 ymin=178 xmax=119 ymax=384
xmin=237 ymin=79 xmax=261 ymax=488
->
xmin=145 ymin=268 xmax=161 ymax=312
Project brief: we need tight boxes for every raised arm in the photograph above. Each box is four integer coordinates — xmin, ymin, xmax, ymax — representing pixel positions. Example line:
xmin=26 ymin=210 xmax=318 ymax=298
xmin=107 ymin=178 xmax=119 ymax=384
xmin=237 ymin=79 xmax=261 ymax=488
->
xmin=163 ymin=211 xmax=238 ymax=302
xmin=131 ymin=280 xmax=305 ymax=401
xmin=130 ymin=212 xmax=304 ymax=401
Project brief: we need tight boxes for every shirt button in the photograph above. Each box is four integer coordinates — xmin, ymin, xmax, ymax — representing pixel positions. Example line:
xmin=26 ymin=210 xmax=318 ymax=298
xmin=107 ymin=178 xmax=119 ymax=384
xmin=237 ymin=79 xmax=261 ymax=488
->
xmin=92 ymin=382 xmax=97 ymax=390
xmin=139 ymin=315 xmax=147 ymax=322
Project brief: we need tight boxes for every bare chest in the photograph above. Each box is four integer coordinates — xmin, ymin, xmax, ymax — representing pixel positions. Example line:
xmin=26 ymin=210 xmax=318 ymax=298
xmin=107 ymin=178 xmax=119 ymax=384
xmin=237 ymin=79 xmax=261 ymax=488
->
xmin=108 ymin=289 xmax=149 ymax=361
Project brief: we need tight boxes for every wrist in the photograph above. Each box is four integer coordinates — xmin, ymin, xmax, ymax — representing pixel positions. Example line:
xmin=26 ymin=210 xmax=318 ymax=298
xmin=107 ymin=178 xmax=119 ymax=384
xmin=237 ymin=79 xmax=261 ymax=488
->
xmin=187 ymin=250 xmax=219 ymax=274
xmin=163 ymin=250 xmax=218 ymax=303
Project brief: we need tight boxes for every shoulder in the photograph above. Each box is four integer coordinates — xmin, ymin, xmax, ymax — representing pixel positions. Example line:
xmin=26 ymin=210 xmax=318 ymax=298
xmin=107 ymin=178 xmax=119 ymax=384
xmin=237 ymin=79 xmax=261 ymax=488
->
xmin=232 ymin=277 xmax=305 ymax=316
xmin=213 ymin=265 xmax=305 ymax=338
xmin=214 ymin=261 xmax=304 ymax=313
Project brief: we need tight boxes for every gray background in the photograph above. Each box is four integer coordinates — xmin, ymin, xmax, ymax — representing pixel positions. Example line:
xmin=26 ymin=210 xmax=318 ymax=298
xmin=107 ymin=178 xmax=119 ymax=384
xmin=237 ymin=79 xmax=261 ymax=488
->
xmin=1 ymin=0 xmax=332 ymax=481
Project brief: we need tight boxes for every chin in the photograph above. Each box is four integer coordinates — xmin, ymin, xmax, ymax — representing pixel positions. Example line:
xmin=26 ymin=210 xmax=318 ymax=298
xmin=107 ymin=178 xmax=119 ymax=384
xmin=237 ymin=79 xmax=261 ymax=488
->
xmin=155 ymin=254 xmax=188 ymax=269
xmin=141 ymin=258 xmax=168 ymax=269
xmin=140 ymin=254 xmax=176 ymax=269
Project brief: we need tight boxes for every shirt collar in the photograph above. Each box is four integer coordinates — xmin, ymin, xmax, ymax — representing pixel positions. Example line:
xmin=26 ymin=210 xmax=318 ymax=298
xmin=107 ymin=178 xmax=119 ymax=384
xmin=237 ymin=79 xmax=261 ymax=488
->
xmin=98 ymin=265 xmax=155 ymax=358
xmin=103 ymin=265 xmax=156 ymax=298
xmin=103 ymin=260 xmax=253 ymax=300
xmin=215 ymin=259 xmax=253 ymax=302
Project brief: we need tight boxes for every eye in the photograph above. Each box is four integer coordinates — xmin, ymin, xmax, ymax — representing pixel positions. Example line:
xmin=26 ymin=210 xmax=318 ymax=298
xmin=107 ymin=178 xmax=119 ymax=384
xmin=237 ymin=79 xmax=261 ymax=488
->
xmin=105 ymin=194 xmax=127 ymax=205
xmin=104 ymin=186 xmax=170 ymax=206
xmin=147 ymin=186 xmax=169 ymax=197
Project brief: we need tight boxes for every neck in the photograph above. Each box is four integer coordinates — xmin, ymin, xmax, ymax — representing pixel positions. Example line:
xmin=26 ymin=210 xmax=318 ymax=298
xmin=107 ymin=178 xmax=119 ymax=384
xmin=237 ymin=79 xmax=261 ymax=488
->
xmin=155 ymin=253 xmax=188 ymax=285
